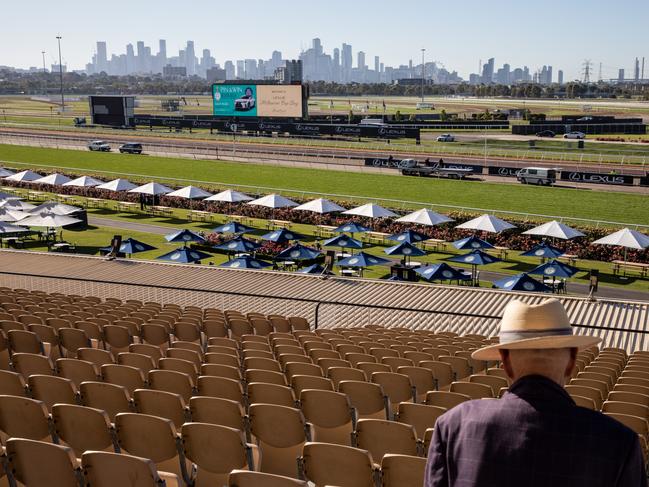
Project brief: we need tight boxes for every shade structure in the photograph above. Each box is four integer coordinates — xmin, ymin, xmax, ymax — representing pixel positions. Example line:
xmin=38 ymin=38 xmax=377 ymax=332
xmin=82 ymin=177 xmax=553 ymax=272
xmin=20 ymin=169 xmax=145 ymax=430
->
xmin=128 ymin=182 xmax=174 ymax=196
xmin=212 ymin=221 xmax=255 ymax=234
xmin=455 ymin=214 xmax=516 ymax=233
xmin=100 ymin=238 xmax=157 ymax=255
xmin=387 ymin=229 xmax=429 ymax=244
xmin=261 ymin=228 xmax=304 ymax=244
xmin=342 ymin=203 xmax=397 ymax=219
xmin=415 ymin=262 xmax=469 ymax=282
xmin=522 ymin=220 xmax=585 ymax=240
xmin=63 ymin=176 xmax=105 ymax=188
xmin=0 ymin=199 xmax=36 ymax=211
xmin=219 ymin=255 xmax=272 ymax=270
xmin=336 ymin=251 xmax=391 ymax=268
xmin=0 ymin=208 xmax=29 ymax=223
xmin=384 ymin=241 xmax=427 ymax=258
xmin=204 ymin=189 xmax=254 ymax=203
xmin=322 ymin=234 xmax=363 ymax=250
xmin=493 ymin=273 xmax=552 ymax=293
xmin=452 ymin=235 xmax=494 ymax=250
xmin=592 ymin=228 xmax=649 ymax=250
xmin=164 ymin=229 xmax=206 ymax=245
xmin=166 ymin=185 xmax=213 ymax=199
xmin=395 ymin=208 xmax=454 ymax=226
xmin=0 ymin=223 xmax=29 ymax=235
xmin=529 ymin=259 xmax=580 ymax=279
xmin=18 ymin=212 xmax=81 ymax=228
xmin=156 ymin=247 xmax=212 ymax=264
xmin=213 ymin=236 xmax=261 ymax=254
xmin=293 ymin=198 xmax=346 ymax=214
xmin=247 ymin=193 xmax=298 ymax=209
xmin=96 ymin=178 xmax=137 ymax=192
xmin=0 ymin=168 xmax=15 ymax=177
xmin=4 ymin=170 xmax=42 ymax=182
xmin=296 ymin=264 xmax=333 ymax=275
xmin=0 ymin=191 xmax=21 ymax=200
xmin=447 ymin=249 xmax=502 ymax=266
xmin=520 ymin=242 xmax=565 ymax=260
xmin=30 ymin=202 xmax=81 ymax=216
xmin=276 ymin=243 xmax=321 ymax=261
xmin=33 ymin=173 xmax=72 ymax=186
xmin=333 ymin=221 xmax=371 ymax=234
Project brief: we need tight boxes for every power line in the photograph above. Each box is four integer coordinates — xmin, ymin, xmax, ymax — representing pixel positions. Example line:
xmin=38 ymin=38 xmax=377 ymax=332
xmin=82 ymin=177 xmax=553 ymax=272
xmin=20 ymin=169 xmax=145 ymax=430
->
xmin=582 ymin=59 xmax=593 ymax=83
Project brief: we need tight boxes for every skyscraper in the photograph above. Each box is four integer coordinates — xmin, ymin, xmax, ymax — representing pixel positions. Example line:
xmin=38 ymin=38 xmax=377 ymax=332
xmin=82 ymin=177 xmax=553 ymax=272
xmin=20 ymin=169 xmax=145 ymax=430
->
xmin=185 ymin=41 xmax=196 ymax=76
xmin=481 ymin=58 xmax=494 ymax=83
xmin=96 ymin=41 xmax=107 ymax=73
xmin=558 ymin=70 xmax=564 ymax=85
xmin=126 ymin=43 xmax=135 ymax=74
xmin=342 ymin=43 xmax=352 ymax=82
xmin=136 ymin=41 xmax=145 ymax=72
xmin=357 ymin=51 xmax=366 ymax=70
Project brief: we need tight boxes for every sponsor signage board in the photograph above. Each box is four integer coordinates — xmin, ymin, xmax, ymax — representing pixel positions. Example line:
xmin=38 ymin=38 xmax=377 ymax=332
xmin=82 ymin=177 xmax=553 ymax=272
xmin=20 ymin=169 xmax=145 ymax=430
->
xmin=212 ymin=84 xmax=303 ymax=118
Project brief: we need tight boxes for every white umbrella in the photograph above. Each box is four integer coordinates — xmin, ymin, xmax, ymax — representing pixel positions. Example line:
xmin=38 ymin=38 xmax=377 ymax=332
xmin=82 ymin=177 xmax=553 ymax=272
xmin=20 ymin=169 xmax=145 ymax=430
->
xmin=30 ymin=201 xmax=82 ymax=215
xmin=247 ymin=193 xmax=298 ymax=209
xmin=522 ymin=220 xmax=585 ymax=240
xmin=0 ymin=222 xmax=29 ymax=234
xmin=128 ymin=182 xmax=174 ymax=196
xmin=33 ymin=173 xmax=72 ymax=186
xmin=63 ymin=175 xmax=105 ymax=188
xmin=455 ymin=214 xmax=516 ymax=233
xmin=205 ymin=189 xmax=253 ymax=203
xmin=166 ymin=185 xmax=213 ymax=199
xmin=0 ymin=208 xmax=29 ymax=223
xmin=342 ymin=203 xmax=397 ymax=219
xmin=4 ymin=170 xmax=42 ymax=182
xmin=293 ymin=198 xmax=346 ymax=214
xmin=396 ymin=208 xmax=454 ymax=226
xmin=0 ymin=168 xmax=15 ymax=177
xmin=18 ymin=212 xmax=81 ymax=227
xmin=96 ymin=178 xmax=137 ymax=192
xmin=0 ymin=199 xmax=36 ymax=211
xmin=592 ymin=227 xmax=649 ymax=278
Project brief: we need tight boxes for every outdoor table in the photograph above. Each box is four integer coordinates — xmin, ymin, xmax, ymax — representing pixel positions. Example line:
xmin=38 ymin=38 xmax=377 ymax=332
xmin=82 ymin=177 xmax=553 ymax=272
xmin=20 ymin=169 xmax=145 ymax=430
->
xmin=364 ymin=231 xmax=390 ymax=245
xmin=230 ymin=215 xmax=251 ymax=225
xmin=85 ymin=197 xmax=105 ymax=208
xmin=277 ymin=260 xmax=296 ymax=271
xmin=558 ymin=254 xmax=578 ymax=266
xmin=494 ymin=246 xmax=509 ymax=260
xmin=269 ymin=219 xmax=292 ymax=229
xmin=50 ymin=242 xmax=75 ymax=253
xmin=405 ymin=261 xmax=422 ymax=268
xmin=151 ymin=206 xmax=173 ymax=217
xmin=57 ymin=194 xmax=78 ymax=203
xmin=340 ymin=268 xmax=361 ymax=277
xmin=188 ymin=210 xmax=213 ymax=223
xmin=543 ymin=278 xmax=559 ymax=292
xmin=335 ymin=252 xmax=352 ymax=259
xmin=612 ymin=260 xmax=649 ymax=278
xmin=117 ymin=201 xmax=140 ymax=213
xmin=423 ymin=239 xmax=446 ymax=252
xmin=27 ymin=191 xmax=46 ymax=201
xmin=1 ymin=237 xmax=24 ymax=249
xmin=316 ymin=225 xmax=337 ymax=238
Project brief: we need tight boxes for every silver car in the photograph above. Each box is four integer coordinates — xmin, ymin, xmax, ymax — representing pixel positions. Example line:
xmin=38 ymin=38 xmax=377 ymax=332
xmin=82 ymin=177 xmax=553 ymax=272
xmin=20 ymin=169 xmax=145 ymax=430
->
xmin=87 ymin=140 xmax=111 ymax=152
xmin=563 ymin=131 xmax=585 ymax=139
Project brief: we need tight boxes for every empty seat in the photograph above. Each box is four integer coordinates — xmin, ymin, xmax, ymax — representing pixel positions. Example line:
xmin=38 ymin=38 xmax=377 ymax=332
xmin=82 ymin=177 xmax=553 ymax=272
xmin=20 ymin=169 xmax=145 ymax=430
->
xmin=382 ymin=357 xmax=415 ymax=372
xmin=134 ymin=389 xmax=188 ymax=428
xmin=13 ymin=352 xmax=54 ymax=377
xmin=371 ymin=372 xmax=415 ymax=417
xmin=248 ymin=404 xmax=310 ymax=478
xmin=380 ymin=454 xmax=427 ymax=487
xmin=205 ymin=352 xmax=240 ymax=368
xmin=438 ymin=356 xmax=472 ymax=380
xmin=129 ymin=343 xmax=163 ymax=362
xmin=6 ymin=438 xmax=80 ymax=487
xmin=8 ymin=329 xmax=45 ymax=355
xmin=425 ymin=391 xmax=471 ymax=410
xmin=300 ymin=389 xmax=355 ymax=446
xmin=197 ymin=376 xmax=245 ymax=405
xmin=565 ymin=384 xmax=603 ymax=409
xmin=418 ymin=361 xmax=454 ymax=389
xmin=397 ymin=402 xmax=446 ymax=440
xmin=79 ymin=381 xmax=132 ymax=421
xmin=357 ymin=362 xmax=391 ymax=377
xmin=149 ymin=369 xmax=194 ymax=402
xmin=607 ymin=391 xmax=649 ymax=407
xmin=228 ymin=470 xmax=308 ymax=487
xmin=352 ymin=419 xmax=419 ymax=463
xmin=244 ymin=357 xmax=282 ymax=373
xmin=603 ymin=401 xmax=649 ymax=420
xmin=81 ymin=450 xmax=178 ymax=487
xmin=51 ymin=404 xmax=117 ymax=457
xmin=469 ymin=374 xmax=509 ymax=396
xmin=58 ymin=328 xmax=91 ymax=358
xmin=290 ymin=375 xmax=334 ymax=396
xmin=159 ymin=357 xmax=199 ymax=383
xmin=328 ymin=367 xmax=367 ymax=388
xmin=189 ymin=396 xmax=246 ymax=432
xmin=571 ymin=395 xmax=597 ymax=410
xmin=397 ymin=366 xmax=436 ymax=404
xmin=56 ymin=358 xmax=99 ymax=387
xmin=299 ymin=442 xmax=376 ymax=487
xmin=284 ymin=362 xmax=322 ymax=379
xmin=102 ymin=364 xmax=146 ymax=395
xmin=0 ymin=395 xmax=52 ymax=443
xmin=338 ymin=381 xmax=388 ymax=420
xmin=77 ymin=348 xmax=114 ymax=368
xmin=0 ymin=370 xmax=27 ymax=396
xmin=248 ymin=382 xmax=297 ymax=409
xmin=28 ymin=374 xmax=77 ymax=411
xmin=246 ymin=369 xmax=288 ymax=386
xmin=117 ymin=352 xmax=157 ymax=374
xmin=450 ymin=381 xmax=494 ymax=399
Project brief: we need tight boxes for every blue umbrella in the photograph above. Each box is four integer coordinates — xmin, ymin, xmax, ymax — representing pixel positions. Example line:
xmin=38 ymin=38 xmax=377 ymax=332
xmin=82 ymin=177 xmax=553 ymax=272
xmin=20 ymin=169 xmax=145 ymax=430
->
xmin=333 ymin=221 xmax=371 ymax=234
xmin=520 ymin=242 xmax=564 ymax=260
xmin=415 ymin=262 xmax=470 ymax=282
xmin=528 ymin=259 xmax=579 ymax=279
xmin=452 ymin=235 xmax=494 ymax=250
xmin=387 ymin=229 xmax=429 ymax=244
xmin=100 ymin=238 xmax=156 ymax=256
xmin=165 ymin=229 xmax=206 ymax=246
xmin=213 ymin=236 xmax=261 ymax=254
xmin=276 ymin=243 xmax=321 ymax=261
xmin=384 ymin=241 xmax=427 ymax=264
xmin=212 ymin=221 xmax=256 ymax=234
xmin=336 ymin=251 xmax=391 ymax=268
xmin=261 ymin=228 xmax=304 ymax=244
xmin=219 ymin=255 xmax=272 ymax=270
xmin=493 ymin=273 xmax=552 ymax=293
xmin=322 ymin=234 xmax=364 ymax=251
xmin=156 ymin=247 xmax=212 ymax=264
xmin=447 ymin=250 xmax=501 ymax=286
xmin=297 ymin=264 xmax=334 ymax=275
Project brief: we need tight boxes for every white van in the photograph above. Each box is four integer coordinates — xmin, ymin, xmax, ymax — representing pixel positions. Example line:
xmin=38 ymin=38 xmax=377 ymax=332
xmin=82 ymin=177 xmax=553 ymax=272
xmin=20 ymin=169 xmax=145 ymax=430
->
xmin=516 ymin=167 xmax=557 ymax=186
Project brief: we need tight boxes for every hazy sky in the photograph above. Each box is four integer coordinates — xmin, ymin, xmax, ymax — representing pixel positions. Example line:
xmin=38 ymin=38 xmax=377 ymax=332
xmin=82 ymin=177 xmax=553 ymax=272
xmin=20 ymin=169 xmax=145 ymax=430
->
xmin=3 ymin=0 xmax=647 ymax=80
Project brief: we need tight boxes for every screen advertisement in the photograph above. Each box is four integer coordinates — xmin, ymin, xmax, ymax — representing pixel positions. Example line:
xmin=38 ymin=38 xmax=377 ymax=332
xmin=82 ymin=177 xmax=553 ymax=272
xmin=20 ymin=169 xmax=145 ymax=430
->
xmin=212 ymin=84 xmax=303 ymax=118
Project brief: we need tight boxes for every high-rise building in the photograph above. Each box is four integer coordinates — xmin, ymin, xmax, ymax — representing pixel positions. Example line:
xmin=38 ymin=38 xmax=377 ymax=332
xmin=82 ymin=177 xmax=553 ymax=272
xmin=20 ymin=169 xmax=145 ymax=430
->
xmin=357 ymin=51 xmax=366 ymax=70
xmin=481 ymin=58 xmax=494 ymax=83
xmin=618 ymin=69 xmax=625 ymax=82
xmin=224 ymin=61 xmax=235 ymax=80
xmin=634 ymin=57 xmax=640 ymax=81
xmin=557 ymin=70 xmax=564 ymax=85
xmin=185 ymin=41 xmax=196 ymax=75
xmin=313 ymin=38 xmax=323 ymax=55
xmin=136 ymin=41 xmax=145 ymax=72
xmin=125 ymin=44 xmax=135 ymax=74
xmin=236 ymin=60 xmax=244 ymax=78
xmin=341 ymin=43 xmax=352 ymax=82
xmin=96 ymin=41 xmax=107 ymax=73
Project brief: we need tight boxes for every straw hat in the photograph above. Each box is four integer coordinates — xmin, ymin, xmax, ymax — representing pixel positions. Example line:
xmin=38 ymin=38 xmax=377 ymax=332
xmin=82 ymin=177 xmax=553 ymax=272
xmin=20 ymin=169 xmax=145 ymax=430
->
xmin=472 ymin=299 xmax=601 ymax=361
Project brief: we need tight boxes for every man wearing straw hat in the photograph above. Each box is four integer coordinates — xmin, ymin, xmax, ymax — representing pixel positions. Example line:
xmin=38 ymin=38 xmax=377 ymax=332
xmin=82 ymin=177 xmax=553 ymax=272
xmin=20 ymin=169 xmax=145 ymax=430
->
xmin=425 ymin=299 xmax=646 ymax=486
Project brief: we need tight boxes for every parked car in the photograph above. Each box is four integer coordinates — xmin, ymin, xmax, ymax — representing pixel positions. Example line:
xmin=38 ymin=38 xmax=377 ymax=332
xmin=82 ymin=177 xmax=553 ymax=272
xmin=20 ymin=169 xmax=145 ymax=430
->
xmin=516 ymin=167 xmax=557 ymax=186
xmin=119 ymin=143 xmax=143 ymax=154
xmin=563 ymin=131 xmax=585 ymax=139
xmin=87 ymin=140 xmax=111 ymax=152
xmin=535 ymin=130 xmax=556 ymax=138
xmin=436 ymin=134 xmax=455 ymax=142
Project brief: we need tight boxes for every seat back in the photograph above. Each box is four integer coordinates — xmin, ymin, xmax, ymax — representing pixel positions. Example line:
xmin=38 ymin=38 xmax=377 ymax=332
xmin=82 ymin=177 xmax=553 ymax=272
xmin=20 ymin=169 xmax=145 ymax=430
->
xmin=197 ymin=376 xmax=245 ymax=405
xmin=79 ymin=381 xmax=131 ymax=421
xmin=248 ymin=383 xmax=296 ymax=409
xmin=425 ymin=391 xmax=471 ymax=410
xmin=300 ymin=442 xmax=375 ymax=487
xmin=300 ymin=390 xmax=354 ymax=446
xmin=397 ymin=402 xmax=445 ymax=440
xmin=449 ymin=381 xmax=494 ymax=399
xmin=0 ymin=395 xmax=52 ymax=442
xmin=418 ymin=361 xmax=453 ymax=389
xmin=6 ymin=438 xmax=80 ymax=487
xmin=134 ymin=389 xmax=187 ymax=428
xmin=353 ymin=419 xmax=418 ymax=463
xmin=51 ymin=404 xmax=116 ymax=457
xmin=338 ymin=381 xmax=388 ymax=420
xmin=148 ymin=369 xmax=194 ymax=402
xmin=371 ymin=372 xmax=414 ymax=417
xmin=380 ymin=454 xmax=427 ymax=487
xmin=189 ymin=396 xmax=246 ymax=432
xmin=81 ymin=450 xmax=170 ymax=487
xmin=28 ymin=374 xmax=77 ymax=411
xmin=227 ymin=469 xmax=308 ymax=486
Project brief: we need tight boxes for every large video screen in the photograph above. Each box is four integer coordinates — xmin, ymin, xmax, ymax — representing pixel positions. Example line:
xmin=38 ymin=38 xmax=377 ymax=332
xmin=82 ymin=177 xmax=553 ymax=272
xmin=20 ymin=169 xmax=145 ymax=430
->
xmin=212 ymin=84 xmax=303 ymax=118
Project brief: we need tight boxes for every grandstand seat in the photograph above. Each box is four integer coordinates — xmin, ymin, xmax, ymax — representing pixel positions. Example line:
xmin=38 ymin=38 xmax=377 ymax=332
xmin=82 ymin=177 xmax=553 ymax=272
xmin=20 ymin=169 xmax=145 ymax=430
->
xmin=450 ymin=381 xmax=494 ymax=399
xmin=614 ymin=383 xmax=649 ymax=397
xmin=380 ymin=453 xmax=427 ymax=487
xmin=79 ymin=381 xmax=132 ymax=421
xmin=308 ymin=349 xmax=340 ymax=361
xmin=228 ymin=470 xmax=308 ymax=487
xmin=51 ymin=404 xmax=117 ymax=457
xmin=570 ymin=378 xmax=609 ymax=399
xmin=0 ymin=370 xmax=27 ymax=396
xmin=129 ymin=343 xmax=163 ymax=362
xmin=102 ymin=364 xmax=146 ymax=395
xmin=604 ymin=412 xmax=649 ymax=441
xmin=140 ymin=323 xmax=171 ymax=349
xmin=159 ymin=357 xmax=199 ymax=383
xmin=102 ymin=324 xmax=134 ymax=354
xmin=117 ymin=352 xmax=157 ymax=374
xmin=338 ymin=380 xmax=389 ymax=421
xmin=134 ymin=389 xmax=188 ymax=428
xmin=371 ymin=372 xmax=415 ymax=417
xmin=284 ymin=362 xmax=322 ymax=379
xmin=328 ymin=367 xmax=367 ymax=388
xmin=469 ymin=374 xmax=509 ymax=396
xmin=425 ymin=391 xmax=471 ymax=410
xmin=149 ymin=369 xmax=194 ymax=402
xmin=81 ymin=450 xmax=178 ymax=487
xmin=248 ymin=404 xmax=310 ymax=478
xmin=166 ymin=347 xmax=202 ymax=367
xmin=8 ymin=329 xmax=45 ymax=355
xmin=201 ymin=363 xmax=242 ymax=381
xmin=27 ymin=374 xmax=77 ymax=411
xmin=291 ymin=375 xmax=334 ymax=396
xmin=396 ymin=366 xmax=436 ymax=404
xmin=603 ymin=401 xmax=649 ymax=420
xmin=244 ymin=357 xmax=282 ymax=373
xmin=58 ymin=328 xmax=91 ymax=358
xmin=78 ymin=348 xmax=115 ymax=368
xmin=607 ymin=391 xmax=649 ymax=407
xmin=13 ymin=352 xmax=54 ymax=377
xmin=397 ymin=402 xmax=445 ymax=440
xmin=5 ymin=438 xmax=81 ymax=487
xmin=197 ymin=376 xmax=246 ymax=405
xmin=352 ymin=419 xmax=419 ymax=463
xmin=299 ymin=442 xmax=377 ymax=487
xmin=0 ymin=395 xmax=52 ymax=443
xmin=189 ymin=397 xmax=246 ymax=433
xmin=381 ymin=357 xmax=415 ymax=372
xmin=299 ymin=389 xmax=355 ymax=446
xmin=418 ymin=361 xmax=453 ymax=389
xmin=358 ymin=362 xmax=391 ymax=377
xmin=246 ymin=369 xmax=287 ymax=386
xmin=317 ymin=358 xmax=352 ymax=373
xmin=438 ymin=356 xmax=472 ymax=380
xmin=565 ymin=385 xmax=603 ymax=409
xmin=248 ymin=383 xmax=297 ymax=409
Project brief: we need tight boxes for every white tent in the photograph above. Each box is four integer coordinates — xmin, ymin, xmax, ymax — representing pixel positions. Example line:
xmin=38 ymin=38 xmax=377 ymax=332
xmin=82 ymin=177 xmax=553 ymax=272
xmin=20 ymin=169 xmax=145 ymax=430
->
xmin=0 ymin=168 xmax=15 ymax=178
xmin=247 ymin=193 xmax=298 ymax=209
xmin=63 ymin=176 xmax=105 ymax=188
xmin=0 ymin=208 xmax=29 ymax=223
xmin=33 ymin=173 xmax=72 ymax=186
xmin=522 ymin=220 xmax=585 ymax=240
xmin=396 ymin=208 xmax=454 ymax=226
xmin=96 ymin=179 xmax=137 ymax=192
xmin=205 ymin=189 xmax=253 ymax=203
xmin=30 ymin=201 xmax=82 ymax=216
xmin=455 ymin=214 xmax=516 ymax=233
xmin=166 ymin=185 xmax=213 ymax=199
xmin=18 ymin=212 xmax=81 ymax=227
xmin=0 ymin=199 xmax=36 ymax=211
xmin=592 ymin=227 xmax=649 ymax=277
xmin=128 ymin=182 xmax=173 ymax=196
xmin=342 ymin=203 xmax=397 ymax=219
xmin=0 ymin=222 xmax=29 ymax=235
xmin=293 ymin=198 xmax=346 ymax=214
xmin=4 ymin=170 xmax=41 ymax=182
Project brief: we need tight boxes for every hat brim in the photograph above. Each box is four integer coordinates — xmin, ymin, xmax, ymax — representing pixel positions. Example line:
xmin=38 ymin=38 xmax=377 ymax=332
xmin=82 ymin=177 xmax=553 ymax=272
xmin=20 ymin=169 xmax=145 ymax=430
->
xmin=471 ymin=335 xmax=602 ymax=361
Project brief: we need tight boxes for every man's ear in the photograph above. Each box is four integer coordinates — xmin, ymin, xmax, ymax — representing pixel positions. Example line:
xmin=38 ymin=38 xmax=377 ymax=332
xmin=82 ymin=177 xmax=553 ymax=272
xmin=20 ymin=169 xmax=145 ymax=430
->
xmin=564 ymin=348 xmax=578 ymax=379
xmin=499 ymin=349 xmax=514 ymax=380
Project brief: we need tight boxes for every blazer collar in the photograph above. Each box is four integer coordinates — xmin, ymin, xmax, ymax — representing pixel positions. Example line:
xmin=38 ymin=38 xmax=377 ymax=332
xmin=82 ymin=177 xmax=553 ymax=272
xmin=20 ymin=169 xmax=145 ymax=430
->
xmin=507 ymin=374 xmax=576 ymax=407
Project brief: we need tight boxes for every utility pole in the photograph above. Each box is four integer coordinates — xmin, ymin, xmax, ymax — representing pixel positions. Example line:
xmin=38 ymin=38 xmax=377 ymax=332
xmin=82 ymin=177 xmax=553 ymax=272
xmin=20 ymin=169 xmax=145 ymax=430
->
xmin=421 ymin=48 xmax=426 ymax=103
xmin=41 ymin=51 xmax=46 ymax=73
xmin=41 ymin=51 xmax=47 ymax=95
xmin=56 ymin=36 xmax=64 ymax=112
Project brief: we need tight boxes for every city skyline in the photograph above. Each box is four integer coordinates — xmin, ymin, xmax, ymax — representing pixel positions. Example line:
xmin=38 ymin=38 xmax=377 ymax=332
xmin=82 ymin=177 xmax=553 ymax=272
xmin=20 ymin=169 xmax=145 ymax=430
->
xmin=2 ymin=0 xmax=648 ymax=81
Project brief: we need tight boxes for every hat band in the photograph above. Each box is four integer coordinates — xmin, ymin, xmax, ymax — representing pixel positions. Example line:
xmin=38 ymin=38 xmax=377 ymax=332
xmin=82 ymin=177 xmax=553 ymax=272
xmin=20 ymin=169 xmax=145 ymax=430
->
xmin=499 ymin=327 xmax=572 ymax=343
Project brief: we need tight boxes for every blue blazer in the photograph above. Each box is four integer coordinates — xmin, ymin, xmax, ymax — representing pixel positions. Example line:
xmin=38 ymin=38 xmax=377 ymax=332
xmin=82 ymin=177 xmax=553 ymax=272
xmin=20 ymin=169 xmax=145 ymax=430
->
xmin=425 ymin=375 xmax=646 ymax=487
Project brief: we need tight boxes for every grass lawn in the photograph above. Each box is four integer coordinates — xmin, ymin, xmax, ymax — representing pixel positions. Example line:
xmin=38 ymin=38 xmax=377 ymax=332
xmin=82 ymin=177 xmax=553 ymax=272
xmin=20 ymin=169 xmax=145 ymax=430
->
xmin=1 ymin=144 xmax=648 ymax=225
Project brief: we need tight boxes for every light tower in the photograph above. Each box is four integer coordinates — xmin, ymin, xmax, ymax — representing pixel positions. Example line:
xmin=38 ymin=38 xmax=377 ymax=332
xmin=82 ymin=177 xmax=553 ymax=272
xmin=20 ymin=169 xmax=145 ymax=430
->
xmin=582 ymin=59 xmax=593 ymax=83
xmin=421 ymin=48 xmax=426 ymax=102
xmin=56 ymin=36 xmax=64 ymax=111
